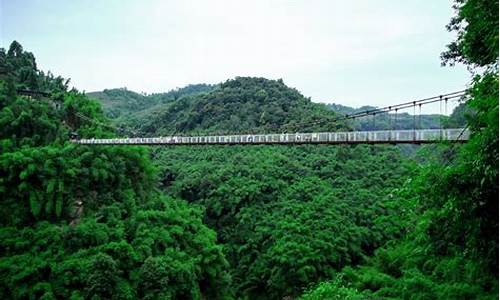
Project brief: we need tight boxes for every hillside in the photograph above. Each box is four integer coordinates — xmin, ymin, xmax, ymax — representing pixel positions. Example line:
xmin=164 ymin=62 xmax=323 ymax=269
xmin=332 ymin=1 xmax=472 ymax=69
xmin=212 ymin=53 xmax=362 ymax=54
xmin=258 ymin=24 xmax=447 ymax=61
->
xmin=112 ymin=77 xmax=346 ymax=136
xmin=87 ymin=83 xmax=216 ymax=119
xmin=86 ymin=88 xmax=150 ymax=118
xmin=91 ymin=79 xmax=460 ymax=137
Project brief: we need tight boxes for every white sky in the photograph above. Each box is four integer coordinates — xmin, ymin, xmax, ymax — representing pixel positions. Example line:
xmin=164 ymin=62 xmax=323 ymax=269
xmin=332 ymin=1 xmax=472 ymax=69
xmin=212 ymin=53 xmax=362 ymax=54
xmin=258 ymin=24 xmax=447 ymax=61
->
xmin=1 ymin=0 xmax=471 ymax=112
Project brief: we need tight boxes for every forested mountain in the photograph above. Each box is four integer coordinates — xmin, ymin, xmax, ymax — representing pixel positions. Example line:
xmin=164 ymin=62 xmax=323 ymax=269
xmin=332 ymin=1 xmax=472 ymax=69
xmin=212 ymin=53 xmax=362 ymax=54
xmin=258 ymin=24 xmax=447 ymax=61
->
xmin=87 ymin=88 xmax=150 ymax=118
xmin=93 ymin=81 xmax=458 ymax=135
xmin=87 ymin=83 xmax=216 ymax=119
xmin=107 ymin=77 xmax=347 ymax=136
xmin=0 ymin=0 xmax=497 ymax=299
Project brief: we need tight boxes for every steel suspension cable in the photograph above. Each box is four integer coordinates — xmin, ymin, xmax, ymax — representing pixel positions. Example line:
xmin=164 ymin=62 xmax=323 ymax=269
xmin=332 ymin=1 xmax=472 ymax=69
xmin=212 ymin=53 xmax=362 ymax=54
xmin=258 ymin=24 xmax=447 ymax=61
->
xmin=279 ymin=91 xmax=466 ymax=132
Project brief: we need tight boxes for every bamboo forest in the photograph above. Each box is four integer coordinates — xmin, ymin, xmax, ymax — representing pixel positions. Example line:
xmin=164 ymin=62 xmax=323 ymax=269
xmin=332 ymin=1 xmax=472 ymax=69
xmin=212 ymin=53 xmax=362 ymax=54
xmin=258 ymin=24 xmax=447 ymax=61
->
xmin=0 ymin=0 xmax=498 ymax=299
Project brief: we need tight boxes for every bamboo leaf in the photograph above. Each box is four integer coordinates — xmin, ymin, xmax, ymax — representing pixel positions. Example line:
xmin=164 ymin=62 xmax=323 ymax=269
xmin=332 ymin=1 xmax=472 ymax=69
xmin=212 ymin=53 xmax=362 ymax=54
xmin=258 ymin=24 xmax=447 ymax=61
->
xmin=29 ymin=192 xmax=41 ymax=218
xmin=55 ymin=194 xmax=63 ymax=218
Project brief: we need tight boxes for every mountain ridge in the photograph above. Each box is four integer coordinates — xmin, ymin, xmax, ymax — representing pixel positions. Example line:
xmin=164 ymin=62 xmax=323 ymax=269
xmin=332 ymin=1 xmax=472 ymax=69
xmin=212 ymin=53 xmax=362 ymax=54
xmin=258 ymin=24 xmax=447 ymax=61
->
xmin=94 ymin=77 xmax=346 ymax=135
xmin=88 ymin=77 xmax=462 ymax=135
xmin=87 ymin=83 xmax=217 ymax=119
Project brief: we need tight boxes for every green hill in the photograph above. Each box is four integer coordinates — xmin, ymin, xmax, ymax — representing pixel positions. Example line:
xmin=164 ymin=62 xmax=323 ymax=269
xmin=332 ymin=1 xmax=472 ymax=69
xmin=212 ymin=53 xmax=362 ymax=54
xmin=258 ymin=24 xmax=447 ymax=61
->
xmin=113 ymin=77 xmax=346 ymax=136
xmin=87 ymin=83 xmax=216 ymax=119
xmin=92 ymin=79 xmax=463 ymax=138
xmin=87 ymin=88 xmax=150 ymax=118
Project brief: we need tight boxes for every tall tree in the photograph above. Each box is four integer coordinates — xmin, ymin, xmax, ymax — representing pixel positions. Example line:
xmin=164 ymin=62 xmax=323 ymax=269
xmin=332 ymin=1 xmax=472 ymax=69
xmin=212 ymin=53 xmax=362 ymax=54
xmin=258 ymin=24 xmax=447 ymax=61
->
xmin=441 ymin=0 xmax=499 ymax=67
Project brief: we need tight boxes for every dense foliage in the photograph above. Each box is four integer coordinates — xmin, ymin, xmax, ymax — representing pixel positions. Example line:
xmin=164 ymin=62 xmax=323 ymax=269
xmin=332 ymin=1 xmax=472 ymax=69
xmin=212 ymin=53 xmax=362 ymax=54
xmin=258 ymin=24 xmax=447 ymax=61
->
xmin=328 ymin=72 xmax=499 ymax=300
xmin=2 ymin=45 xmax=414 ymax=299
xmin=441 ymin=0 xmax=498 ymax=67
xmin=303 ymin=0 xmax=499 ymax=298
xmin=92 ymin=72 xmax=419 ymax=299
xmin=151 ymin=143 xmax=412 ymax=299
xmin=1 ymin=0 xmax=497 ymax=298
xmin=0 ymin=42 xmax=231 ymax=299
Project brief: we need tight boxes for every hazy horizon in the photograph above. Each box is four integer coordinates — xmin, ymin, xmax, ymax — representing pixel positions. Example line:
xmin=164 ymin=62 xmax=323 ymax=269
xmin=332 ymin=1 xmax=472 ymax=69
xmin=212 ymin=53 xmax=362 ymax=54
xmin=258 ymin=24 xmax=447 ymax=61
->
xmin=2 ymin=0 xmax=471 ymax=113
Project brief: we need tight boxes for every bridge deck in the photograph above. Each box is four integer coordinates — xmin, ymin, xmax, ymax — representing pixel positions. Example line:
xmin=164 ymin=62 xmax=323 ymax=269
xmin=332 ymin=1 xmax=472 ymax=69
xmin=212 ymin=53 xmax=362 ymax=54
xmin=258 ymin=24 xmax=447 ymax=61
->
xmin=72 ymin=128 xmax=469 ymax=146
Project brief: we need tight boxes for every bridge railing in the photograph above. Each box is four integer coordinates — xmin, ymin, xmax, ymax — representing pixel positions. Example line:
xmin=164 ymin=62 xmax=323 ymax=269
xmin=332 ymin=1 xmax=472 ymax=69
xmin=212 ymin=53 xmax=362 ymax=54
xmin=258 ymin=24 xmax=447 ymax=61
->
xmin=72 ymin=128 xmax=470 ymax=145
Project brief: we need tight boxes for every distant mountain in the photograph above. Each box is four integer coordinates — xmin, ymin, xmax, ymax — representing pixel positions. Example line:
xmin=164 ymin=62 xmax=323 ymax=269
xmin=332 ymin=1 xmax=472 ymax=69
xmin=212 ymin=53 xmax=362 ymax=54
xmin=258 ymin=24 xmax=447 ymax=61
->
xmin=87 ymin=83 xmax=216 ymax=118
xmin=114 ymin=77 xmax=346 ymax=136
xmin=87 ymin=88 xmax=149 ymax=118
xmin=327 ymin=103 xmax=377 ymax=115
xmin=327 ymin=104 xmax=441 ymax=131
xmin=326 ymin=103 xmax=461 ymax=131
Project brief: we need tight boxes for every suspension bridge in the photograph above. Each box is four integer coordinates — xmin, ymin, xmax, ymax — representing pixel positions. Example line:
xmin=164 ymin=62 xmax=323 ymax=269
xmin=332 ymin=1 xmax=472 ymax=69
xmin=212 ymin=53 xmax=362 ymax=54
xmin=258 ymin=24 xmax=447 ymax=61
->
xmin=72 ymin=128 xmax=469 ymax=145
xmin=69 ymin=90 xmax=471 ymax=146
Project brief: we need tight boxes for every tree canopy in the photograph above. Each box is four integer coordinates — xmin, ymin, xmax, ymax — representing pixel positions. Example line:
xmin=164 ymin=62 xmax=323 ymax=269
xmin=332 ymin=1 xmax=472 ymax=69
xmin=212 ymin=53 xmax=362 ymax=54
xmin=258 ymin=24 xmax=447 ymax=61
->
xmin=0 ymin=41 xmax=232 ymax=300
xmin=304 ymin=0 xmax=499 ymax=298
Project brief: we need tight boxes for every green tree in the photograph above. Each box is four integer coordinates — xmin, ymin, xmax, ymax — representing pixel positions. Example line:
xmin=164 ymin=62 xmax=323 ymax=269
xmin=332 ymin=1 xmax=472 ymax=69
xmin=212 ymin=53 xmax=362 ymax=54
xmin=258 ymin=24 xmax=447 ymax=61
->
xmin=441 ymin=0 xmax=499 ymax=67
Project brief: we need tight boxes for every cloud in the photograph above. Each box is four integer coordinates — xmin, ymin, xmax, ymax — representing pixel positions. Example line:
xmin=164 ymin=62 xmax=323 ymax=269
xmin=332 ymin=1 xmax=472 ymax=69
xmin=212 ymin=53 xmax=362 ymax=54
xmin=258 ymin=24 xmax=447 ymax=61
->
xmin=2 ymin=0 xmax=469 ymax=111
